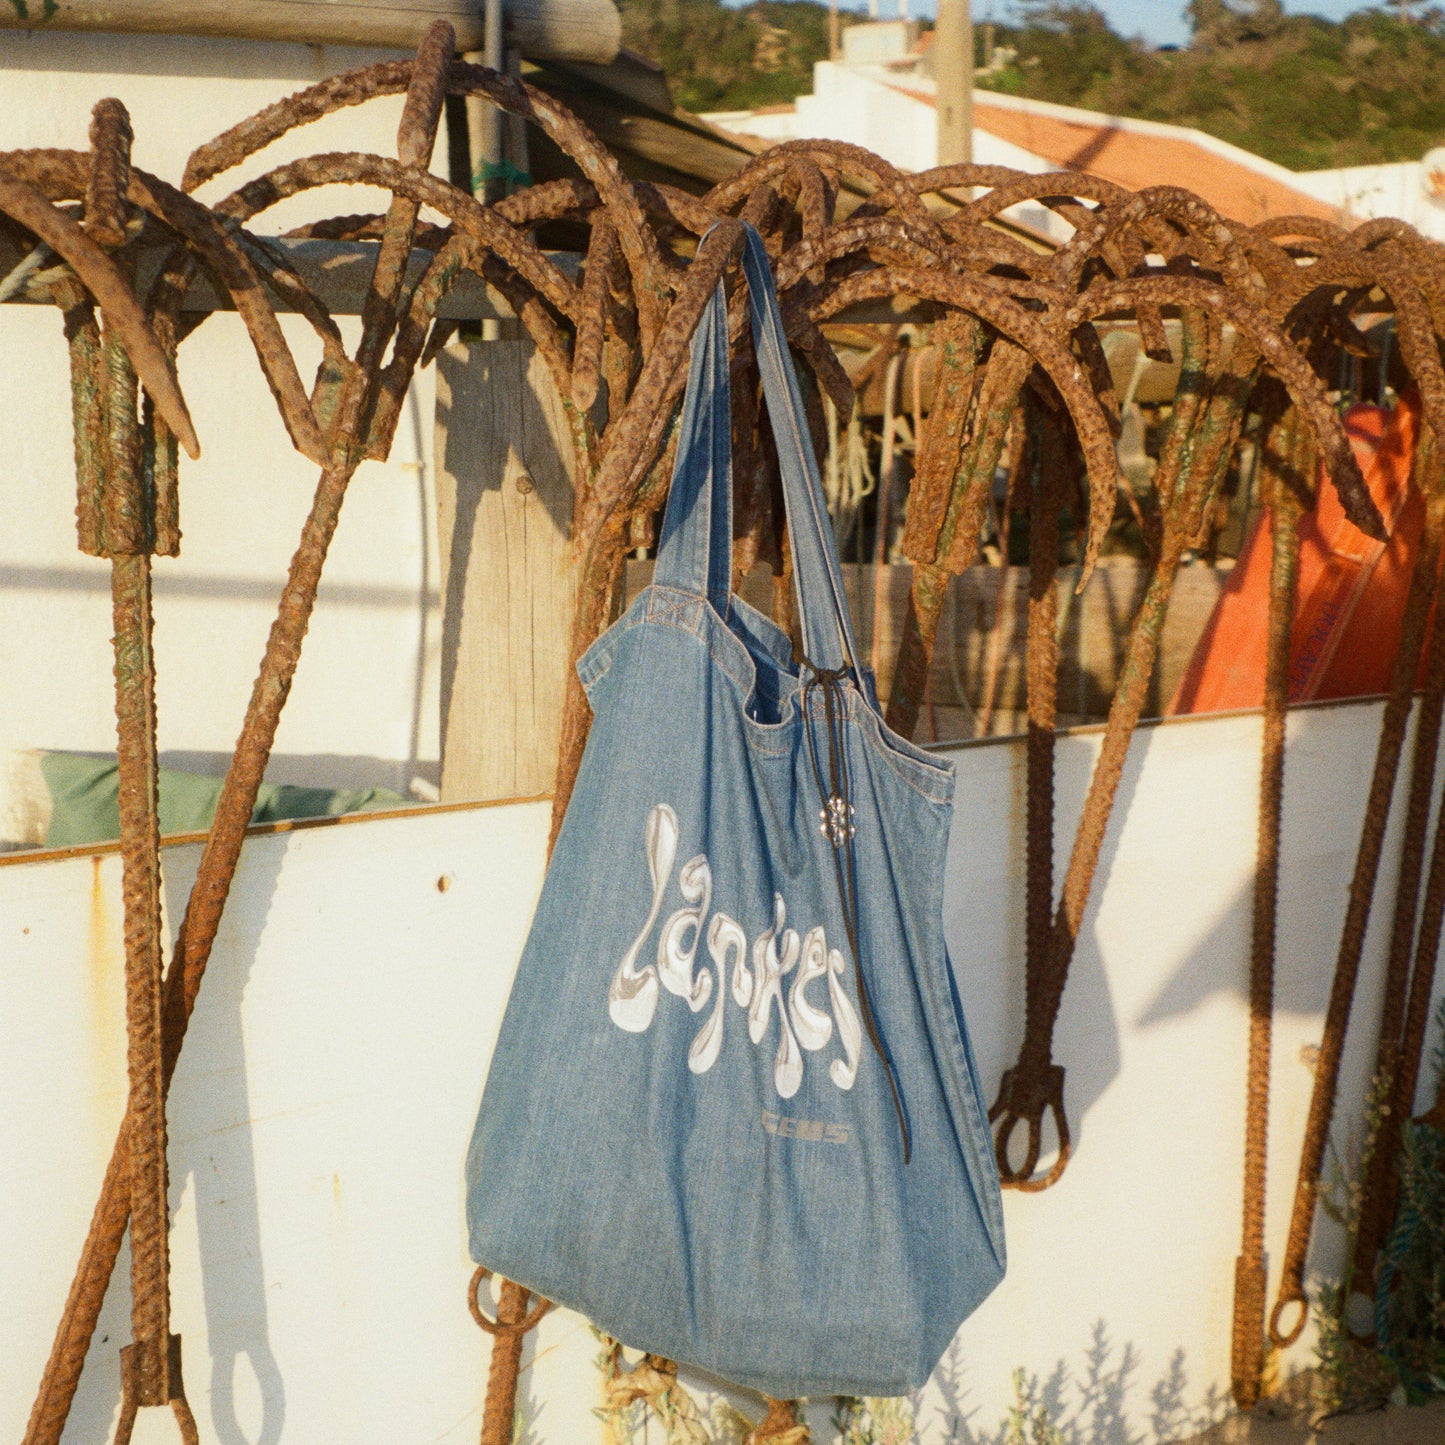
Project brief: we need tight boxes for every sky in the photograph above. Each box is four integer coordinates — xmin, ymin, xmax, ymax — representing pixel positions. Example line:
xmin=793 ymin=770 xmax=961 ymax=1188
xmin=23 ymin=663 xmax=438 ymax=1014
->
xmin=811 ymin=3 xmax=1393 ymax=48
xmin=1055 ymin=1 xmax=1386 ymax=47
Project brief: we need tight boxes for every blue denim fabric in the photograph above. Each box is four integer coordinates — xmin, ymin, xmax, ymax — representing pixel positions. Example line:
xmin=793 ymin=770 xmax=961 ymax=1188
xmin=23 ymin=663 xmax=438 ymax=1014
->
xmin=466 ymin=227 xmax=1004 ymax=1398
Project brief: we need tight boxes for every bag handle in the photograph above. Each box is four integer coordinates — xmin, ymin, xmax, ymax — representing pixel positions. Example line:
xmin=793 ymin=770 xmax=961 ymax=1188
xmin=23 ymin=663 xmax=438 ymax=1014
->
xmin=653 ymin=233 xmax=912 ymax=1156
xmin=652 ymin=276 xmax=733 ymax=612
xmin=654 ymin=225 xmax=862 ymax=679
xmin=739 ymin=226 xmax=861 ymax=677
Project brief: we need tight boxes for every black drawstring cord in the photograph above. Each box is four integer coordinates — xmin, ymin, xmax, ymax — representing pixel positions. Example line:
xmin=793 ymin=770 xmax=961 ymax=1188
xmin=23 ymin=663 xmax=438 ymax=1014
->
xmin=801 ymin=660 xmax=912 ymax=1164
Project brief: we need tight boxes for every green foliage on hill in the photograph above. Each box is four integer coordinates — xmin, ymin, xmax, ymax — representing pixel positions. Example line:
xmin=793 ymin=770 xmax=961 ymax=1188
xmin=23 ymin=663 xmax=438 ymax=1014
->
xmin=617 ymin=0 xmax=843 ymax=113
xmin=619 ymin=0 xmax=1445 ymax=174
xmin=981 ymin=2 xmax=1445 ymax=172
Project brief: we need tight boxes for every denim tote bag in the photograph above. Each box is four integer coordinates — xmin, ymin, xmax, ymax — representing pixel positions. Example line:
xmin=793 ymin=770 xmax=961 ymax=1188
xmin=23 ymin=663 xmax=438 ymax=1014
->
xmin=465 ymin=227 xmax=1004 ymax=1399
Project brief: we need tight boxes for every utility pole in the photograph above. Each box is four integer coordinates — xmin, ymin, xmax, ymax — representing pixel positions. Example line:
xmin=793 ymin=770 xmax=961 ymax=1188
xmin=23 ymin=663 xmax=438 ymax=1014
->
xmin=935 ymin=0 xmax=973 ymax=166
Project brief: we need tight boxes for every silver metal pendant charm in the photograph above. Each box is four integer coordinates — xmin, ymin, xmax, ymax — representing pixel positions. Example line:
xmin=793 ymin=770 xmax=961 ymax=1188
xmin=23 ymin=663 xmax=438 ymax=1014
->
xmin=819 ymin=795 xmax=857 ymax=848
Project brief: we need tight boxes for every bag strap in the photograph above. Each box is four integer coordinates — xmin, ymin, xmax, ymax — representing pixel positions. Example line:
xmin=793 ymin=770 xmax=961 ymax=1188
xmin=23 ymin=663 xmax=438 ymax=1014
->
xmin=654 ymin=232 xmax=912 ymax=1156
xmin=739 ymin=226 xmax=861 ymax=677
xmin=653 ymin=278 xmax=733 ymax=612
xmin=654 ymin=224 xmax=861 ymax=678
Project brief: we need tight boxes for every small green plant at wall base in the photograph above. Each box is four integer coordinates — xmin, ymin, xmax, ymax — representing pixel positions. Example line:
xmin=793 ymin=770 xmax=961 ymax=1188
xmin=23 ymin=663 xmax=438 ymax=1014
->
xmin=1313 ymin=1276 xmax=1399 ymax=1416
xmin=1377 ymin=1115 xmax=1445 ymax=1401
xmin=1377 ymin=999 xmax=1445 ymax=1404
xmin=1314 ymin=1067 xmax=1400 ymax=1415
xmin=1004 ymin=1369 xmax=1065 ymax=1445
xmin=833 ymin=1395 xmax=916 ymax=1445
xmin=1313 ymin=1005 xmax=1445 ymax=1413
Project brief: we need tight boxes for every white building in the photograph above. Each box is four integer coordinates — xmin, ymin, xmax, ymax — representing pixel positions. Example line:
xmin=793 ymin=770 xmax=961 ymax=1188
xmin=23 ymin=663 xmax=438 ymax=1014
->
xmin=707 ymin=21 xmax=1351 ymax=237
xmin=1293 ymin=153 xmax=1445 ymax=242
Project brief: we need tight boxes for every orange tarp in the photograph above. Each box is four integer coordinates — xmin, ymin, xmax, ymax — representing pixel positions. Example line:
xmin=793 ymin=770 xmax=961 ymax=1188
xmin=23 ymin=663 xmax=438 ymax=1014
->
xmin=1170 ymin=396 xmax=1427 ymax=714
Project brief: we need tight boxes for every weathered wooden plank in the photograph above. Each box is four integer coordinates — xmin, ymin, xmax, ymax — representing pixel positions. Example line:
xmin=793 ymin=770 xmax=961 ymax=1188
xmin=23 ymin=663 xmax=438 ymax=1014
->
xmin=0 ymin=0 xmax=622 ymax=65
xmin=0 ymin=234 xmax=931 ymax=324
xmin=625 ymin=558 xmax=1231 ymax=739
xmin=435 ymin=336 xmax=577 ymax=801
xmin=0 ymin=234 xmax=510 ymax=317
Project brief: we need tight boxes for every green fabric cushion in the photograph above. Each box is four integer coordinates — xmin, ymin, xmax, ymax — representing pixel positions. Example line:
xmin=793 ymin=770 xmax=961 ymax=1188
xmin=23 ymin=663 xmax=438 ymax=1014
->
xmin=40 ymin=752 xmax=406 ymax=848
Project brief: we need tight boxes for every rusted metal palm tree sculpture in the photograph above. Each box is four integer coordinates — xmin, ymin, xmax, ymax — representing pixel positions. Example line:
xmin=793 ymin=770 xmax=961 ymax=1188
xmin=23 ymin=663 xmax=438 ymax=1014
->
xmin=10 ymin=17 xmax=1445 ymax=1440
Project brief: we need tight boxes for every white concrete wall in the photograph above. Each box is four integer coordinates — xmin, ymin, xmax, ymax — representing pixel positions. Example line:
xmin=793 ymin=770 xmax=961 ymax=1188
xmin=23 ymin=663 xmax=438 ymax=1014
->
xmin=1294 ymin=160 xmax=1445 ymax=242
xmin=0 ymin=33 xmax=449 ymax=796
xmin=705 ymin=63 xmax=1076 ymax=246
xmin=708 ymin=60 xmax=949 ymax=175
xmin=706 ymin=107 xmax=803 ymax=145
xmin=3 ymin=698 xmax=1443 ymax=1443
xmin=796 ymin=62 xmax=938 ymax=173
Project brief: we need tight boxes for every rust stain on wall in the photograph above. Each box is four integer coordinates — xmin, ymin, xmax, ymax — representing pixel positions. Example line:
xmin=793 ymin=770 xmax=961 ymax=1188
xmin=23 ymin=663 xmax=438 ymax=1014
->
xmin=85 ymin=854 xmax=125 ymax=1099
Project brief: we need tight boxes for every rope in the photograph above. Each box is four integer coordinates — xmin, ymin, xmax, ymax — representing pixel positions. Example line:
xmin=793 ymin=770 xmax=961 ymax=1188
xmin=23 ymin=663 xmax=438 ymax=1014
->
xmin=871 ymin=349 xmax=904 ymax=675
xmin=802 ymin=660 xmax=911 ymax=1160
xmin=976 ymin=416 xmax=1028 ymax=736
xmin=823 ymin=393 xmax=841 ymax=516
xmin=0 ymin=238 xmax=52 ymax=303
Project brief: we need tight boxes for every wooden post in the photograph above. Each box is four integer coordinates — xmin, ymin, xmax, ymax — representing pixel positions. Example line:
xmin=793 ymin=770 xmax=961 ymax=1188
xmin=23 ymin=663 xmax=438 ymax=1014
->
xmin=934 ymin=0 xmax=973 ymax=167
xmin=0 ymin=0 xmax=623 ymax=65
xmin=433 ymin=339 xmax=578 ymax=804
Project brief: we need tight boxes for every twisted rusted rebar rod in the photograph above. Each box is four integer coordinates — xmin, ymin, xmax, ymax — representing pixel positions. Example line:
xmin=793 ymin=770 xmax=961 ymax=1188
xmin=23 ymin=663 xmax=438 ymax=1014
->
xmin=1344 ymin=413 xmax=1445 ymax=1327
xmin=0 ymin=167 xmax=196 ymax=456
xmin=1232 ymin=402 xmax=1309 ymax=1409
xmin=991 ymin=307 xmax=1255 ymax=1189
xmin=21 ymin=25 xmax=457 ymax=1444
xmin=468 ymin=1268 xmax=552 ymax=1445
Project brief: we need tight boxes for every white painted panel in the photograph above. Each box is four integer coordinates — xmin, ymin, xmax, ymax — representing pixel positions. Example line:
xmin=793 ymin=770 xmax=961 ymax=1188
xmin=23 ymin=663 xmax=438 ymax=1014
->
xmin=0 ymin=34 xmax=445 ymax=795
xmin=1 ymin=701 xmax=1443 ymax=1443
xmin=928 ymin=700 xmax=1442 ymax=1442
xmin=1295 ymin=160 xmax=1445 ymax=243
xmin=0 ymin=802 xmax=567 ymax=1445
xmin=0 ymin=32 xmax=425 ymax=232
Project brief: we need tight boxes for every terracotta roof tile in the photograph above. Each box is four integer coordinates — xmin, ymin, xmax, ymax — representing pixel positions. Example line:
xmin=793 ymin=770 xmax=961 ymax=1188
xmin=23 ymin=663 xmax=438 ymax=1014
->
xmin=969 ymin=98 xmax=1338 ymax=225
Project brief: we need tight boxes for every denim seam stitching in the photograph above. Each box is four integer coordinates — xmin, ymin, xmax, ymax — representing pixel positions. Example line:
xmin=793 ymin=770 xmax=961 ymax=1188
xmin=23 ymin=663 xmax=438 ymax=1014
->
xmin=640 ymin=606 xmax=758 ymax=703
xmin=635 ymin=590 xmax=959 ymax=782
xmin=843 ymin=703 xmax=954 ymax=803
xmin=931 ymin=951 xmax=1008 ymax=1256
